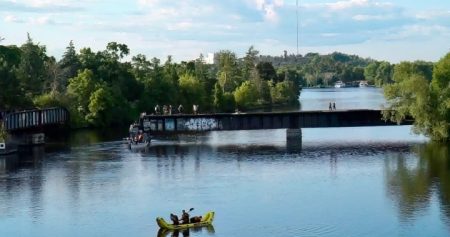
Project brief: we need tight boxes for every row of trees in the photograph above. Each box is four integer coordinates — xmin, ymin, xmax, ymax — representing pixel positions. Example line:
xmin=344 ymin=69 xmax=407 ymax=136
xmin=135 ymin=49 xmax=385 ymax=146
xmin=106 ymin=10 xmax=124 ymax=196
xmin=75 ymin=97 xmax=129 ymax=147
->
xmin=0 ymin=36 xmax=301 ymax=128
xmin=259 ymin=52 xmax=397 ymax=87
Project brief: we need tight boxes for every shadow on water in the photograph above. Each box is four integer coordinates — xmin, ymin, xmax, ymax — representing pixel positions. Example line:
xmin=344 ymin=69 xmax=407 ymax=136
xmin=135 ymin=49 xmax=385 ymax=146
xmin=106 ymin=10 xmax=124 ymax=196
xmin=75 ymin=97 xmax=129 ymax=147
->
xmin=156 ymin=225 xmax=215 ymax=237
xmin=385 ymin=143 xmax=450 ymax=225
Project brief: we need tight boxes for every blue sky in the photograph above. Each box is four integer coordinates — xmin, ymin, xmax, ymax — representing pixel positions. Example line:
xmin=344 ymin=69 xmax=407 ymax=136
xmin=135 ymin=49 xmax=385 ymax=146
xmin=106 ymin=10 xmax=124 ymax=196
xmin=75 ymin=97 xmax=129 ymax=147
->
xmin=1 ymin=0 xmax=450 ymax=62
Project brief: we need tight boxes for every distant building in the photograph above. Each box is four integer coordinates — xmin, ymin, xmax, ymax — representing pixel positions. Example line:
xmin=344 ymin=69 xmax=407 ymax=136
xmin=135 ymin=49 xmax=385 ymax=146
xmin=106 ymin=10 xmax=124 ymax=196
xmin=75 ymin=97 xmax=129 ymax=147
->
xmin=204 ymin=53 xmax=214 ymax=64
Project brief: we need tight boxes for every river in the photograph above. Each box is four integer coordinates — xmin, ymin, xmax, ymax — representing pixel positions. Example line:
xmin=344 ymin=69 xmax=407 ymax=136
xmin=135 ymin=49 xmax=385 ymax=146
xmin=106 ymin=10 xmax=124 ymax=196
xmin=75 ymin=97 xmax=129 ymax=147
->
xmin=1 ymin=87 xmax=450 ymax=237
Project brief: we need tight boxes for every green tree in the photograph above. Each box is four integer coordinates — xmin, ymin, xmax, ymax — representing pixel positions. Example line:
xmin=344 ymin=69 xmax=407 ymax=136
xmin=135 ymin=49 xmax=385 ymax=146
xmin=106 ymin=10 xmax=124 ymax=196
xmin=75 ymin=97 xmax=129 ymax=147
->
xmin=178 ymin=73 xmax=206 ymax=112
xmin=213 ymin=82 xmax=224 ymax=111
xmin=67 ymin=69 xmax=98 ymax=127
xmin=16 ymin=33 xmax=49 ymax=99
xmin=242 ymin=46 xmax=259 ymax=81
xmin=383 ymin=55 xmax=450 ymax=141
xmin=256 ymin=61 xmax=277 ymax=82
xmin=0 ymin=45 xmax=29 ymax=109
xmin=217 ymin=50 xmax=241 ymax=92
xmin=364 ymin=62 xmax=380 ymax=85
xmin=57 ymin=40 xmax=80 ymax=93
xmin=374 ymin=61 xmax=393 ymax=86
xmin=234 ymin=81 xmax=258 ymax=110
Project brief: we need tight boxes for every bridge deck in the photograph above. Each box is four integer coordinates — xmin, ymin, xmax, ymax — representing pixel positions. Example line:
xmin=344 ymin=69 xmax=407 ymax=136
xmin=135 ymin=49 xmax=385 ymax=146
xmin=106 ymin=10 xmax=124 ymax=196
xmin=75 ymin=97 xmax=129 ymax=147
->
xmin=137 ymin=109 xmax=413 ymax=134
xmin=2 ymin=107 xmax=69 ymax=133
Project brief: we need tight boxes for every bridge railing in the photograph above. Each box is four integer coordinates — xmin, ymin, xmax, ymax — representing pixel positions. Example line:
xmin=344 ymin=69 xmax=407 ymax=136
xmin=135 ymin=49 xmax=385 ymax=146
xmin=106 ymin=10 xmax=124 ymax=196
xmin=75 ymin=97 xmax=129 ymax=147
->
xmin=1 ymin=107 xmax=69 ymax=131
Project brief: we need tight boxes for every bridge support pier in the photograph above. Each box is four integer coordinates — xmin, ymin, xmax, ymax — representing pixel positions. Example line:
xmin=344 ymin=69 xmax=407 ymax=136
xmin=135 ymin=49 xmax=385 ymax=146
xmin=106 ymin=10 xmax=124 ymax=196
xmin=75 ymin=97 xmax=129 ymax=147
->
xmin=9 ymin=133 xmax=45 ymax=146
xmin=286 ymin=128 xmax=302 ymax=151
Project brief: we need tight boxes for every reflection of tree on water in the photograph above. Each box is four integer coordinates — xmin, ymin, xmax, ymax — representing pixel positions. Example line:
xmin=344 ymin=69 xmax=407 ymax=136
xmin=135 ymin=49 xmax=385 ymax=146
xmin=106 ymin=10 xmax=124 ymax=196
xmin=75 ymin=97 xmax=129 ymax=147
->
xmin=385 ymin=143 xmax=450 ymax=225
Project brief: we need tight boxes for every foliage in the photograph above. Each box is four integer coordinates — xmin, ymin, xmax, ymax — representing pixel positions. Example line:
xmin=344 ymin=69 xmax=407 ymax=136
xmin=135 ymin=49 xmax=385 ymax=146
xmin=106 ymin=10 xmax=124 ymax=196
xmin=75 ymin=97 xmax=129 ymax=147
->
xmin=383 ymin=53 xmax=450 ymax=141
xmin=0 ymin=123 xmax=7 ymax=141
xmin=178 ymin=73 xmax=207 ymax=112
xmin=234 ymin=81 xmax=258 ymax=109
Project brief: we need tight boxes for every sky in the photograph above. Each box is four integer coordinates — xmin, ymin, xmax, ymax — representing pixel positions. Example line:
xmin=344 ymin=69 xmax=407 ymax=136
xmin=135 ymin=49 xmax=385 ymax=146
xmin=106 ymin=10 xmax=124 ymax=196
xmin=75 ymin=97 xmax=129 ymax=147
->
xmin=1 ymin=0 xmax=450 ymax=63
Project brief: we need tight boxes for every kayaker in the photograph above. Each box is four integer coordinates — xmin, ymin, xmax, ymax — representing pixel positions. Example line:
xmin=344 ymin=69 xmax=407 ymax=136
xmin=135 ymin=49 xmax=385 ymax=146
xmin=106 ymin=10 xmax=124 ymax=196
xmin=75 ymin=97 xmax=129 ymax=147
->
xmin=170 ymin=213 xmax=179 ymax=225
xmin=190 ymin=216 xmax=202 ymax=223
xmin=181 ymin=210 xmax=190 ymax=224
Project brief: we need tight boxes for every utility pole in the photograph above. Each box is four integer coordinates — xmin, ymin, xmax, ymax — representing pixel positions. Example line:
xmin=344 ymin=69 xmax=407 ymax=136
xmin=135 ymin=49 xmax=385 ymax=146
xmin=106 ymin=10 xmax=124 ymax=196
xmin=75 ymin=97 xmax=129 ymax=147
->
xmin=296 ymin=0 xmax=299 ymax=56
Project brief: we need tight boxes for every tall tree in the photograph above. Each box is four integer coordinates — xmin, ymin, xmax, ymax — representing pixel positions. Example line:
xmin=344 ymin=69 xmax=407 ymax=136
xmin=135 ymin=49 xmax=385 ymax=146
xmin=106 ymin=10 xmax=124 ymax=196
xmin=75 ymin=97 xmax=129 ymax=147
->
xmin=16 ymin=33 xmax=49 ymax=99
xmin=216 ymin=50 xmax=241 ymax=93
xmin=58 ymin=40 xmax=80 ymax=92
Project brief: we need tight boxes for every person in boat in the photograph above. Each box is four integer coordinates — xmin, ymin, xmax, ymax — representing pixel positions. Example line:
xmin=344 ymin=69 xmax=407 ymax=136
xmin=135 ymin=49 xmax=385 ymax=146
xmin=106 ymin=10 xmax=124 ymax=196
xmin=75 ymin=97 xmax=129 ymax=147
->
xmin=181 ymin=210 xmax=190 ymax=224
xmin=137 ymin=132 xmax=144 ymax=143
xmin=190 ymin=216 xmax=202 ymax=223
xmin=170 ymin=213 xmax=180 ymax=225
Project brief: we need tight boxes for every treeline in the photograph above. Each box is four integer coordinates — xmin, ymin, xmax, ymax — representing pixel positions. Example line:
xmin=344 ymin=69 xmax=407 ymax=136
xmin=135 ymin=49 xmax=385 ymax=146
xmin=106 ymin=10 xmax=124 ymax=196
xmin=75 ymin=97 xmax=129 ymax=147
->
xmin=260 ymin=51 xmax=398 ymax=87
xmin=0 ymin=36 xmax=300 ymax=128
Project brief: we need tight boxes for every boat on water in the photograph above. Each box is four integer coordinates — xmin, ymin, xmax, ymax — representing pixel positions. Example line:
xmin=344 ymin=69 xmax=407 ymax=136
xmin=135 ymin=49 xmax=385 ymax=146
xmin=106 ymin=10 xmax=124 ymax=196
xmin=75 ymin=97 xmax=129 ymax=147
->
xmin=359 ymin=80 xmax=368 ymax=87
xmin=334 ymin=81 xmax=346 ymax=88
xmin=127 ymin=140 xmax=150 ymax=149
xmin=127 ymin=122 xmax=151 ymax=149
xmin=156 ymin=211 xmax=215 ymax=230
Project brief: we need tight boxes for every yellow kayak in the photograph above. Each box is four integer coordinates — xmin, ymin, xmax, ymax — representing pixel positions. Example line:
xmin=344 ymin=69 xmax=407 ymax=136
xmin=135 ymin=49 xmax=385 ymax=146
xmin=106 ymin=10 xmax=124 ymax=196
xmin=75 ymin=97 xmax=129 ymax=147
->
xmin=156 ymin=211 xmax=215 ymax=230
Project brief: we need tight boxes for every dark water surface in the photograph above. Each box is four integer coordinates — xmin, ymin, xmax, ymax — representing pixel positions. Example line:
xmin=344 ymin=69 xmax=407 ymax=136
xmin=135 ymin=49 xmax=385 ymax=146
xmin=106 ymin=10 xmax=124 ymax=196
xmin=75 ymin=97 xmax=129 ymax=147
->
xmin=2 ymin=88 xmax=450 ymax=237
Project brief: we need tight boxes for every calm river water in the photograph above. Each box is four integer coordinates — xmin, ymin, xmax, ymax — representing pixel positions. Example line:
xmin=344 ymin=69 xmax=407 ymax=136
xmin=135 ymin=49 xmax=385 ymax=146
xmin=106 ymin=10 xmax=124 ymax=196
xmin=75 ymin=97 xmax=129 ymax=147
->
xmin=2 ymin=88 xmax=450 ymax=237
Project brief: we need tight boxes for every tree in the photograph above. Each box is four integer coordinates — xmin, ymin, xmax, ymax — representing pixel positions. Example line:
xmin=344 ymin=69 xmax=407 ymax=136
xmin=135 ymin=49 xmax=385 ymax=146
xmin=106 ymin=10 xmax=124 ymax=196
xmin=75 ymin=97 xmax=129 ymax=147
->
xmin=242 ymin=46 xmax=259 ymax=81
xmin=58 ymin=40 xmax=80 ymax=92
xmin=256 ymin=62 xmax=277 ymax=82
xmin=364 ymin=62 xmax=380 ymax=85
xmin=383 ymin=54 xmax=450 ymax=141
xmin=16 ymin=33 xmax=49 ymax=99
xmin=216 ymin=50 xmax=241 ymax=93
xmin=374 ymin=61 xmax=393 ymax=86
xmin=234 ymin=81 xmax=258 ymax=110
xmin=67 ymin=69 xmax=98 ymax=126
xmin=178 ymin=73 xmax=206 ymax=112
xmin=0 ymin=45 xmax=29 ymax=110
xmin=213 ymin=82 xmax=224 ymax=111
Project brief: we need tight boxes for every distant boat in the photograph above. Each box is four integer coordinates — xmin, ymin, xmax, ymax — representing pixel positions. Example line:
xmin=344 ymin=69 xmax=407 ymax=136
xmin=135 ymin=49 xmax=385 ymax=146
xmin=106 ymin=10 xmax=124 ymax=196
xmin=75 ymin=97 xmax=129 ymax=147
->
xmin=334 ymin=81 xmax=346 ymax=88
xmin=359 ymin=81 xmax=368 ymax=87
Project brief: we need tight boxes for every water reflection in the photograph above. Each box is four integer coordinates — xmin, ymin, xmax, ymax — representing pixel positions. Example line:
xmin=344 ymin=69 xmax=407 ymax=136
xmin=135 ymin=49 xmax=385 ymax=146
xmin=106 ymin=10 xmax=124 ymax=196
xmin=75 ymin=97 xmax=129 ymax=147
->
xmin=156 ymin=225 xmax=215 ymax=237
xmin=385 ymin=143 xmax=450 ymax=225
xmin=0 ymin=146 xmax=45 ymax=220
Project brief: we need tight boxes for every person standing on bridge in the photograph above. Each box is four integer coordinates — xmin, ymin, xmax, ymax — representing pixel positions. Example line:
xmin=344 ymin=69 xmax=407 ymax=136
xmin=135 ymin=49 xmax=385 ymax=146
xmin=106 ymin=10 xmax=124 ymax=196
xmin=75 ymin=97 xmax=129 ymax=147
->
xmin=193 ymin=104 xmax=198 ymax=115
xmin=333 ymin=102 xmax=336 ymax=110
xmin=178 ymin=104 xmax=184 ymax=114
xmin=155 ymin=104 xmax=160 ymax=115
xmin=329 ymin=102 xmax=332 ymax=111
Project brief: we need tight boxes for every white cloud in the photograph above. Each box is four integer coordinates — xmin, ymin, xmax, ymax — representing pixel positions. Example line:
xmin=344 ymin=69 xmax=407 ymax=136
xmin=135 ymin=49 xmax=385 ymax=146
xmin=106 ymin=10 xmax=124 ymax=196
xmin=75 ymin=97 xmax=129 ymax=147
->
xmin=14 ymin=0 xmax=81 ymax=8
xmin=137 ymin=0 xmax=160 ymax=7
xmin=167 ymin=21 xmax=194 ymax=31
xmin=4 ymin=14 xmax=24 ymax=23
xmin=326 ymin=0 xmax=371 ymax=11
xmin=352 ymin=14 xmax=393 ymax=21
xmin=29 ymin=15 xmax=53 ymax=25
xmin=251 ymin=0 xmax=284 ymax=23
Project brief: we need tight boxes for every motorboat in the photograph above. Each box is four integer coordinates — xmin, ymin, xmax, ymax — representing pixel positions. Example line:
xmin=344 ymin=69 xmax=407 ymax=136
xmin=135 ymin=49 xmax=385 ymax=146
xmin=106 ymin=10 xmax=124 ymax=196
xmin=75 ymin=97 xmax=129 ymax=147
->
xmin=334 ymin=81 xmax=346 ymax=88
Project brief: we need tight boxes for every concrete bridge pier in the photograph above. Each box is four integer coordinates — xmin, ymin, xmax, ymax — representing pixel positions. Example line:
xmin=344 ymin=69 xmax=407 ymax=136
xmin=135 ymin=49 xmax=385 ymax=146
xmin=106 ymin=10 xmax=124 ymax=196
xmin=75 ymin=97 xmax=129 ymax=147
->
xmin=286 ymin=128 xmax=302 ymax=151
